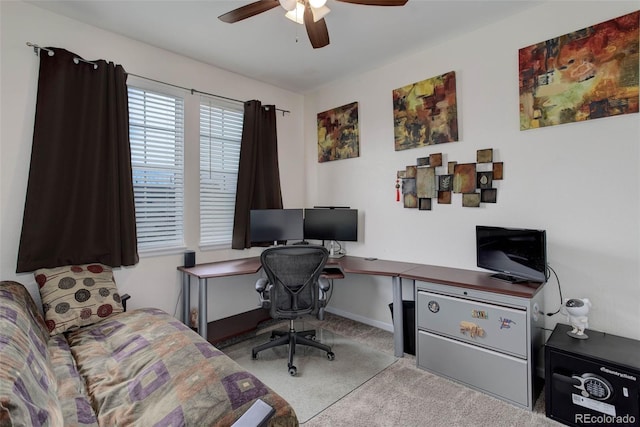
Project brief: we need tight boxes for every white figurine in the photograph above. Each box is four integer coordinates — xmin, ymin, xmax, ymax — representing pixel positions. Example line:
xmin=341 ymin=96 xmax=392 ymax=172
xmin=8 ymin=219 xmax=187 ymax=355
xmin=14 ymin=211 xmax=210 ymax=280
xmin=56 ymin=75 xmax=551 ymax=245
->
xmin=561 ymin=298 xmax=591 ymax=339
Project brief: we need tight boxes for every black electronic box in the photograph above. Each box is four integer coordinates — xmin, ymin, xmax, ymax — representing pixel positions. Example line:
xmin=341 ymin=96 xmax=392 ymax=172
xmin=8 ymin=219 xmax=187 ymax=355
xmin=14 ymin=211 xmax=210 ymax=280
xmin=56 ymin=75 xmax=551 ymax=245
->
xmin=545 ymin=323 xmax=640 ymax=426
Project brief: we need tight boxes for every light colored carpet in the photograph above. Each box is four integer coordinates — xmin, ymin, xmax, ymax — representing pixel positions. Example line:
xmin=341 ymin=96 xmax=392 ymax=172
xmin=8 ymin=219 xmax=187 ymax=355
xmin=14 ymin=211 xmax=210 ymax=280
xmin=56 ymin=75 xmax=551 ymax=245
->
xmin=222 ymin=313 xmax=563 ymax=426
xmin=303 ymin=356 xmax=561 ymax=427
xmin=223 ymin=323 xmax=397 ymax=423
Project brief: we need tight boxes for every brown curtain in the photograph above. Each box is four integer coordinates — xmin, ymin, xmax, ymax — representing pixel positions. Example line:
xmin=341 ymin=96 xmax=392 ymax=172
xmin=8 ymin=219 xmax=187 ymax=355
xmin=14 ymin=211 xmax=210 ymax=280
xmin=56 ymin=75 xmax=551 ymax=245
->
xmin=16 ymin=48 xmax=138 ymax=272
xmin=232 ymin=100 xmax=283 ymax=249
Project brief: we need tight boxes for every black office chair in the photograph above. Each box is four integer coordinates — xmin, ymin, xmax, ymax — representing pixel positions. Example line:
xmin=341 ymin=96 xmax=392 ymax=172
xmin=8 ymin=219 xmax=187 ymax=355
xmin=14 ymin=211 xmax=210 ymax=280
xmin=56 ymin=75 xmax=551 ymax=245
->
xmin=252 ymin=245 xmax=335 ymax=376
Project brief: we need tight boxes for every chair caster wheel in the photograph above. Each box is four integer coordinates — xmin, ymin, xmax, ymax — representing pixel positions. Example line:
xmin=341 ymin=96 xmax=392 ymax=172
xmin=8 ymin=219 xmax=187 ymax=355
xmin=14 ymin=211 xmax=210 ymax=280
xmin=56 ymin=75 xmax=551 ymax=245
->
xmin=288 ymin=366 xmax=297 ymax=376
xmin=327 ymin=352 xmax=335 ymax=361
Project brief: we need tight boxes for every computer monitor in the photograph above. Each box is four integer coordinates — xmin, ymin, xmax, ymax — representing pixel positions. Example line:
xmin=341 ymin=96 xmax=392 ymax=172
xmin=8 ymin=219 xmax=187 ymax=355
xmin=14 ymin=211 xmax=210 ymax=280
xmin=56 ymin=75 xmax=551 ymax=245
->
xmin=476 ymin=225 xmax=547 ymax=283
xmin=250 ymin=209 xmax=304 ymax=245
xmin=304 ymin=208 xmax=358 ymax=258
xmin=303 ymin=208 xmax=358 ymax=242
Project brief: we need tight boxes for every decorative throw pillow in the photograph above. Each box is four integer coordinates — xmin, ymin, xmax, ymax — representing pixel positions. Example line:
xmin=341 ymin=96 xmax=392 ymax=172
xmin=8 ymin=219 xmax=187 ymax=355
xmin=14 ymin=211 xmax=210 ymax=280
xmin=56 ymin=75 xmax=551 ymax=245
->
xmin=34 ymin=264 xmax=124 ymax=335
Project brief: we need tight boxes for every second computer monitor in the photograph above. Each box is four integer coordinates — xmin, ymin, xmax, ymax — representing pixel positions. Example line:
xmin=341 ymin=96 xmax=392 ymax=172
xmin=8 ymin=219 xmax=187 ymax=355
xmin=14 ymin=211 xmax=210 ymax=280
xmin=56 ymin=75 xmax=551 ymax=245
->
xmin=250 ymin=209 xmax=304 ymax=245
xmin=303 ymin=208 xmax=358 ymax=242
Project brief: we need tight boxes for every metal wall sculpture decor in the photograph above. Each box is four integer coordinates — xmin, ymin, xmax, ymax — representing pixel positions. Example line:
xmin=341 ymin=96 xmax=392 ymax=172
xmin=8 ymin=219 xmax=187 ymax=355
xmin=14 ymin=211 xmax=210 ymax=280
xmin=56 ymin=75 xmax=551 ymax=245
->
xmin=398 ymin=149 xmax=503 ymax=209
xmin=392 ymin=71 xmax=459 ymax=150
xmin=317 ymin=101 xmax=360 ymax=162
xmin=519 ymin=11 xmax=639 ymax=130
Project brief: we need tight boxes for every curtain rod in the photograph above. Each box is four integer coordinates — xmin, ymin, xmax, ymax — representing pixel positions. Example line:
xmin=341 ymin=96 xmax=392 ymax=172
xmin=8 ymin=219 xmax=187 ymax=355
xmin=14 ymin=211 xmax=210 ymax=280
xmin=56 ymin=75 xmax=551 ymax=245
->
xmin=26 ymin=42 xmax=98 ymax=69
xmin=128 ymin=73 xmax=290 ymax=116
xmin=26 ymin=42 xmax=290 ymax=116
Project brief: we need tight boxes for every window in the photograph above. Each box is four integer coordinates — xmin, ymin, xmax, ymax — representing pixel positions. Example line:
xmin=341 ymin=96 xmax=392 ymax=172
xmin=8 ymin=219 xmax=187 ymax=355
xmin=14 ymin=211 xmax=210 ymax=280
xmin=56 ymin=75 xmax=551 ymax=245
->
xmin=199 ymin=97 xmax=243 ymax=248
xmin=128 ymin=86 xmax=185 ymax=252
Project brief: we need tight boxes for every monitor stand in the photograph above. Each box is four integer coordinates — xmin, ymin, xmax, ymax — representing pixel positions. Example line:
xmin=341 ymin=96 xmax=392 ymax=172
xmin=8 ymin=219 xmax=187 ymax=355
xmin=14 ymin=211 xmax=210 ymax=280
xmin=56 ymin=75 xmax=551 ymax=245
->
xmin=328 ymin=240 xmax=344 ymax=258
xmin=490 ymin=273 xmax=527 ymax=284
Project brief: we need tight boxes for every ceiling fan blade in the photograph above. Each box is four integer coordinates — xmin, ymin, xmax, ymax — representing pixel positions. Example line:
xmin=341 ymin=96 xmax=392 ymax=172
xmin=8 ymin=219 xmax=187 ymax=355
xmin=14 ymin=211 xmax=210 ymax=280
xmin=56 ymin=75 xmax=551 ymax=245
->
xmin=336 ymin=0 xmax=408 ymax=5
xmin=304 ymin=5 xmax=330 ymax=49
xmin=218 ymin=0 xmax=280 ymax=23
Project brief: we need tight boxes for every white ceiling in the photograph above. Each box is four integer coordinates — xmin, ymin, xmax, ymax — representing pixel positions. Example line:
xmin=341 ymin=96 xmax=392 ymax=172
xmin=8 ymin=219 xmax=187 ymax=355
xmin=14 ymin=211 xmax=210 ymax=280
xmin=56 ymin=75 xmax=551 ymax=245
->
xmin=28 ymin=0 xmax=543 ymax=93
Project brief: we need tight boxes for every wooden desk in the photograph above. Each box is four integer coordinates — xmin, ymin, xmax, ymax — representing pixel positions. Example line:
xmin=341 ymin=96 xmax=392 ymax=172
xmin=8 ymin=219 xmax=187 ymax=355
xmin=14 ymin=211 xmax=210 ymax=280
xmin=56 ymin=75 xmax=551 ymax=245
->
xmin=178 ymin=255 xmax=543 ymax=358
xmin=178 ymin=257 xmax=262 ymax=339
xmin=178 ymin=255 xmax=419 ymax=357
xmin=329 ymin=257 xmax=421 ymax=356
xmin=400 ymin=264 xmax=542 ymax=299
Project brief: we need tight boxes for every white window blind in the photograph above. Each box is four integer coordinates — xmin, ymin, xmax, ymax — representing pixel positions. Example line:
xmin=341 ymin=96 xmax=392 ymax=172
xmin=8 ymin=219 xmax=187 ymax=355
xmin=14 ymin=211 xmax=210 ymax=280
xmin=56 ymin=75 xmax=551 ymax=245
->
xmin=199 ymin=97 xmax=243 ymax=248
xmin=128 ymin=86 xmax=185 ymax=252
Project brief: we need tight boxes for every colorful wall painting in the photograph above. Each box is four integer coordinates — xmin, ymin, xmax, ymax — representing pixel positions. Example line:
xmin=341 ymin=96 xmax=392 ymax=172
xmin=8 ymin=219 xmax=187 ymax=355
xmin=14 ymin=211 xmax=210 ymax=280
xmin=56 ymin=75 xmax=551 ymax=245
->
xmin=453 ymin=163 xmax=477 ymax=194
xmin=481 ymin=189 xmax=497 ymax=203
xmin=317 ymin=101 xmax=360 ymax=162
xmin=493 ymin=162 xmax=504 ymax=180
xmin=416 ymin=167 xmax=436 ymax=199
xmin=402 ymin=178 xmax=417 ymax=208
xmin=519 ymin=11 xmax=639 ymax=130
xmin=393 ymin=71 xmax=459 ymax=150
xmin=397 ymin=148 xmax=504 ymax=210
xmin=462 ymin=193 xmax=481 ymax=208
xmin=477 ymin=149 xmax=493 ymax=163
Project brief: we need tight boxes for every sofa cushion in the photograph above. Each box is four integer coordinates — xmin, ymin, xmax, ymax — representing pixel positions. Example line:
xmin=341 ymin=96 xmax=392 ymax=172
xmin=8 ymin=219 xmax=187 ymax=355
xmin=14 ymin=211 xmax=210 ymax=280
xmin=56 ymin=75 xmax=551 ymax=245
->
xmin=0 ymin=281 xmax=63 ymax=426
xmin=48 ymin=334 xmax=99 ymax=426
xmin=34 ymin=263 xmax=124 ymax=335
xmin=67 ymin=308 xmax=298 ymax=426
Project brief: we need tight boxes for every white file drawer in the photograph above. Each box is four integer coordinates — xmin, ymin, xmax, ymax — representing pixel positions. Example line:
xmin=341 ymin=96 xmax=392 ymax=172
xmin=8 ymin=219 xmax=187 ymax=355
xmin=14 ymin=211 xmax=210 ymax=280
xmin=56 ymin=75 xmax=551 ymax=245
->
xmin=417 ymin=290 xmax=527 ymax=358
xmin=418 ymin=330 xmax=529 ymax=407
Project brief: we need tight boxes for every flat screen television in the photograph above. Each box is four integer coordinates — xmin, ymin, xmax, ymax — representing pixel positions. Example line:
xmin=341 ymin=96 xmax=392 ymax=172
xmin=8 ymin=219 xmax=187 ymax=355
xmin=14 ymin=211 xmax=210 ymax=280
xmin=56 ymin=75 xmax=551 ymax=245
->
xmin=303 ymin=208 xmax=358 ymax=242
xmin=476 ymin=225 xmax=547 ymax=283
xmin=250 ymin=209 xmax=304 ymax=245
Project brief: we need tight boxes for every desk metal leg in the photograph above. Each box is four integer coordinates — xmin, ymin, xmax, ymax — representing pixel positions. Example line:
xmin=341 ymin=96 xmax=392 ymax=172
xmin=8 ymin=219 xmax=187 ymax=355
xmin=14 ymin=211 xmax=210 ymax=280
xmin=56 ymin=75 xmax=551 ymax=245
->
xmin=182 ymin=273 xmax=190 ymax=325
xmin=198 ymin=278 xmax=207 ymax=340
xmin=392 ymin=276 xmax=404 ymax=357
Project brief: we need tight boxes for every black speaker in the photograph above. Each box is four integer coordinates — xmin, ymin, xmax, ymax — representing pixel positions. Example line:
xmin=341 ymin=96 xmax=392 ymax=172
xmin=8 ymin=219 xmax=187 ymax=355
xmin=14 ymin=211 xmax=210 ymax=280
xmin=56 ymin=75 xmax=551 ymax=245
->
xmin=184 ymin=250 xmax=196 ymax=268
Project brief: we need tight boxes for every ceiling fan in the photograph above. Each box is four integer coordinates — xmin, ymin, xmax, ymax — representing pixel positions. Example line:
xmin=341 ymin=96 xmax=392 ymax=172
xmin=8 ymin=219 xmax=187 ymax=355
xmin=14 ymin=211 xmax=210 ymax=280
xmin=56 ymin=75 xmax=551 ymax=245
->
xmin=218 ymin=0 xmax=408 ymax=49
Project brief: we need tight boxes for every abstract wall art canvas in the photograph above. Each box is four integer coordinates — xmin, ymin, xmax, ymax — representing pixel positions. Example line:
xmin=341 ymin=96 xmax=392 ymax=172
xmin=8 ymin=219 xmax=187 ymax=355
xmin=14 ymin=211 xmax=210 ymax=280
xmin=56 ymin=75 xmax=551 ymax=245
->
xmin=393 ymin=71 xmax=459 ymax=150
xmin=462 ymin=193 xmax=481 ymax=208
xmin=416 ymin=167 xmax=436 ymax=199
xmin=317 ymin=101 xmax=359 ymax=162
xmin=519 ymin=11 xmax=639 ymax=130
xmin=453 ymin=163 xmax=477 ymax=194
xmin=395 ymin=148 xmax=503 ymax=210
xmin=403 ymin=178 xmax=417 ymax=208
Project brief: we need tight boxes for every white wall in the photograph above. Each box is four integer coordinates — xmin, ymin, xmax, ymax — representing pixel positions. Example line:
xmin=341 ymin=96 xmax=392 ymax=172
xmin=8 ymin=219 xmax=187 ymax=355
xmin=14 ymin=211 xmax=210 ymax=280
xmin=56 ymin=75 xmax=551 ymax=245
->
xmin=0 ymin=1 xmax=304 ymax=319
xmin=304 ymin=1 xmax=640 ymax=339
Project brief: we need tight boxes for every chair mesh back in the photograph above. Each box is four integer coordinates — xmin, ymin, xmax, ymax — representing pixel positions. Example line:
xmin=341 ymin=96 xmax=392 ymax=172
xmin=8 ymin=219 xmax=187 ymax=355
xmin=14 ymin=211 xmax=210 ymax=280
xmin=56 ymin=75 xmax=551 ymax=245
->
xmin=261 ymin=246 xmax=329 ymax=319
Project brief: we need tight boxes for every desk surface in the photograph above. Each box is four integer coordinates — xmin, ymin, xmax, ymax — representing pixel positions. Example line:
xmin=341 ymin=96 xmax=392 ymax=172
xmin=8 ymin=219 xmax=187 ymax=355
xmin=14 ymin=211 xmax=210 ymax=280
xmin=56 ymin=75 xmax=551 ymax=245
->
xmin=178 ymin=255 xmax=543 ymax=298
xmin=329 ymin=257 xmax=420 ymax=277
xmin=178 ymin=257 xmax=262 ymax=279
xmin=401 ymin=264 xmax=543 ymax=298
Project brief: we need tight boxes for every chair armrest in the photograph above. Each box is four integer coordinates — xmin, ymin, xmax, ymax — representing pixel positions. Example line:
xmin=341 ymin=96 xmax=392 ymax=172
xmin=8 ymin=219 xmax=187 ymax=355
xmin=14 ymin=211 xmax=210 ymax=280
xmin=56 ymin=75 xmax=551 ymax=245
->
xmin=318 ymin=277 xmax=330 ymax=293
xmin=255 ymin=278 xmax=271 ymax=309
xmin=121 ymin=294 xmax=131 ymax=312
xmin=255 ymin=278 xmax=269 ymax=293
xmin=318 ymin=277 xmax=331 ymax=309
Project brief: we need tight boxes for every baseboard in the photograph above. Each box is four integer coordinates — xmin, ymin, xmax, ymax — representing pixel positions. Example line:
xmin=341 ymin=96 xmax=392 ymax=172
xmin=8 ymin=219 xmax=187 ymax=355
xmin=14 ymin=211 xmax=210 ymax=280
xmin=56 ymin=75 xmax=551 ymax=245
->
xmin=324 ymin=306 xmax=394 ymax=333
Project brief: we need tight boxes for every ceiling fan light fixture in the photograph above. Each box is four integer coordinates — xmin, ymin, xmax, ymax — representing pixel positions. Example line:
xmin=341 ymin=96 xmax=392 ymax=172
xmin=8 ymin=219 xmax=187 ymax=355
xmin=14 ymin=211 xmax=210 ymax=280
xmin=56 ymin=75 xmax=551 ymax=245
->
xmin=309 ymin=0 xmax=327 ymax=8
xmin=278 ymin=0 xmax=297 ymax=12
xmin=311 ymin=5 xmax=330 ymax=22
xmin=285 ymin=3 xmax=305 ymax=24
